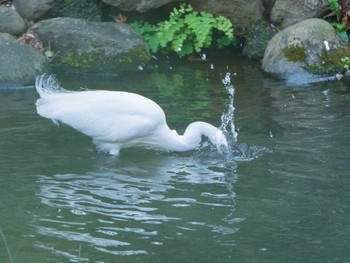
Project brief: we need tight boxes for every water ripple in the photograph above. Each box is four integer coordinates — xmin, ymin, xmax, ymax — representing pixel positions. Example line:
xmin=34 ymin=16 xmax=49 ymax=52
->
xmin=33 ymin=157 xmax=239 ymax=260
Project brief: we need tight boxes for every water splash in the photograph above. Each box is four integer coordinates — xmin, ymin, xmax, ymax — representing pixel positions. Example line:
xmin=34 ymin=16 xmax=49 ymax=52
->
xmin=221 ymin=72 xmax=238 ymax=142
xmin=218 ymin=73 xmax=272 ymax=162
xmin=217 ymin=72 xmax=239 ymax=163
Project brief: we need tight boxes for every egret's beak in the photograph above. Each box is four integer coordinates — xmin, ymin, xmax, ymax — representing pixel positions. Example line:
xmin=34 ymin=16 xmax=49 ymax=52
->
xmin=211 ymin=129 xmax=228 ymax=153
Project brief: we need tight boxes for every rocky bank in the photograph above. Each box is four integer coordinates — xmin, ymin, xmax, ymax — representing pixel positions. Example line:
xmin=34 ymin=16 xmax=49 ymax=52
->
xmin=0 ymin=0 xmax=347 ymax=85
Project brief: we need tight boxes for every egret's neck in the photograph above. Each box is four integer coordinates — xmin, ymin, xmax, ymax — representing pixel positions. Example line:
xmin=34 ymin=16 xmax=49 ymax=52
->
xmin=182 ymin=121 xmax=217 ymax=146
xmin=158 ymin=121 xmax=227 ymax=152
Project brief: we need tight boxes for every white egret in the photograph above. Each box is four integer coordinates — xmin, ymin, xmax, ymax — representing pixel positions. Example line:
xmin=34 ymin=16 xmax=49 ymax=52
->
xmin=35 ymin=74 xmax=228 ymax=155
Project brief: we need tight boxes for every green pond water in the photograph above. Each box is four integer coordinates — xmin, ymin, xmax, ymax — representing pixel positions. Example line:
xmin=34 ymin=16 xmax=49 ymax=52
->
xmin=0 ymin=57 xmax=349 ymax=262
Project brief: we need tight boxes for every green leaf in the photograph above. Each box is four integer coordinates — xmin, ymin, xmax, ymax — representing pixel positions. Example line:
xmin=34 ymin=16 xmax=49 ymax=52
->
xmin=130 ymin=4 xmax=236 ymax=56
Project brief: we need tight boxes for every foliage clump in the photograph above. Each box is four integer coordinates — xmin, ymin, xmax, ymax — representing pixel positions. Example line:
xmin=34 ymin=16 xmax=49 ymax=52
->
xmin=325 ymin=0 xmax=350 ymax=42
xmin=130 ymin=4 xmax=235 ymax=56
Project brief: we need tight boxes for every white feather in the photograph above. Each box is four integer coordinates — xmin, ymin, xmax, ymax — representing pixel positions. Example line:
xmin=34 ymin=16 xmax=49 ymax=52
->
xmin=35 ymin=74 xmax=228 ymax=155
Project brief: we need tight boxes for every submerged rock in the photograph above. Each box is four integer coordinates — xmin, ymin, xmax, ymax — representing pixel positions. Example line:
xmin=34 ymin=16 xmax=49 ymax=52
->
xmin=0 ymin=33 xmax=50 ymax=86
xmin=262 ymin=19 xmax=345 ymax=83
xmin=34 ymin=17 xmax=151 ymax=73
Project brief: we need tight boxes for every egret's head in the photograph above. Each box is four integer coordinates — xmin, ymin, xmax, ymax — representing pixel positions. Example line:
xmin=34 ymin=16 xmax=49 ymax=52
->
xmin=210 ymin=129 xmax=228 ymax=153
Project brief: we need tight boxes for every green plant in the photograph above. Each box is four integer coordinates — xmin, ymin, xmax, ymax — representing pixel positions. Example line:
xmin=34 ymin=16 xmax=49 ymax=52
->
xmin=130 ymin=4 xmax=235 ymax=56
xmin=340 ymin=56 xmax=350 ymax=69
xmin=326 ymin=0 xmax=350 ymax=42
xmin=328 ymin=0 xmax=340 ymax=15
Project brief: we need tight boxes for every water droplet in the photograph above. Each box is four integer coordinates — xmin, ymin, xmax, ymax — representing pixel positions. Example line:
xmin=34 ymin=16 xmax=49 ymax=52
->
xmin=71 ymin=209 xmax=86 ymax=215
xmin=323 ymin=40 xmax=330 ymax=51
xmin=151 ymin=241 xmax=163 ymax=245
xmin=222 ymin=72 xmax=231 ymax=85
xmin=322 ymin=89 xmax=329 ymax=96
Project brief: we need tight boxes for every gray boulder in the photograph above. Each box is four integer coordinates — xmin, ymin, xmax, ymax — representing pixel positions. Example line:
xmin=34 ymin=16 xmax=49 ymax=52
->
xmin=102 ymin=0 xmax=182 ymax=12
xmin=189 ymin=0 xmax=264 ymax=35
xmin=13 ymin=0 xmax=55 ymax=22
xmin=103 ymin=0 xmax=264 ymax=36
xmin=0 ymin=32 xmax=16 ymax=43
xmin=242 ymin=21 xmax=275 ymax=59
xmin=262 ymin=19 xmax=345 ymax=83
xmin=0 ymin=33 xmax=51 ymax=86
xmin=270 ymin=0 xmax=329 ymax=28
xmin=34 ymin=17 xmax=151 ymax=73
xmin=0 ymin=6 xmax=26 ymax=36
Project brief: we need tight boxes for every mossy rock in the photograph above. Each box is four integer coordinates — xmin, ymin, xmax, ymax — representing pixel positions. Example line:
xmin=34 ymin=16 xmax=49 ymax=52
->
xmin=52 ymin=0 xmax=101 ymax=21
xmin=59 ymin=46 xmax=150 ymax=71
xmin=34 ymin=17 xmax=151 ymax=73
xmin=262 ymin=18 xmax=345 ymax=81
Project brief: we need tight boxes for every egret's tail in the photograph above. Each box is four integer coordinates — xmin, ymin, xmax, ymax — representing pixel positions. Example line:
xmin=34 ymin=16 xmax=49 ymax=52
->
xmin=35 ymin=74 xmax=70 ymax=126
xmin=35 ymin=74 xmax=67 ymax=98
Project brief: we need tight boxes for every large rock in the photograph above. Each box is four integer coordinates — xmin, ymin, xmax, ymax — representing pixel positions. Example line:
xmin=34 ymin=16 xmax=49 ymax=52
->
xmin=102 ymin=0 xmax=182 ymax=12
xmin=242 ymin=21 xmax=275 ymax=58
xmin=34 ymin=17 xmax=151 ymax=73
xmin=0 ymin=32 xmax=16 ymax=42
xmin=270 ymin=0 xmax=329 ymax=28
xmin=0 ymin=6 xmax=26 ymax=36
xmin=103 ymin=0 xmax=264 ymax=35
xmin=0 ymin=33 xmax=51 ymax=86
xmin=12 ymin=0 xmax=55 ymax=21
xmin=189 ymin=0 xmax=264 ymax=35
xmin=262 ymin=19 xmax=345 ymax=82
xmin=52 ymin=0 xmax=101 ymax=21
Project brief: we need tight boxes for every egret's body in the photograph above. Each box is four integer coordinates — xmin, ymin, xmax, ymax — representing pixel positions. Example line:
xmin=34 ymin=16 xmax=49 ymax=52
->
xmin=35 ymin=75 xmax=227 ymax=155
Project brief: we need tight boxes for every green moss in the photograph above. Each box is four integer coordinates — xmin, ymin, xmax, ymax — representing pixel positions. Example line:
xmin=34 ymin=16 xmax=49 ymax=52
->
xmin=61 ymin=53 xmax=99 ymax=68
xmin=283 ymin=44 xmax=307 ymax=62
xmin=131 ymin=45 xmax=151 ymax=61
xmin=59 ymin=46 xmax=150 ymax=71
xmin=304 ymin=47 xmax=350 ymax=74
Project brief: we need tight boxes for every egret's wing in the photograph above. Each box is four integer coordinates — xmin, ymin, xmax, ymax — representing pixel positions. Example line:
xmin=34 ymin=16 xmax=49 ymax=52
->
xmin=36 ymin=90 xmax=167 ymax=143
